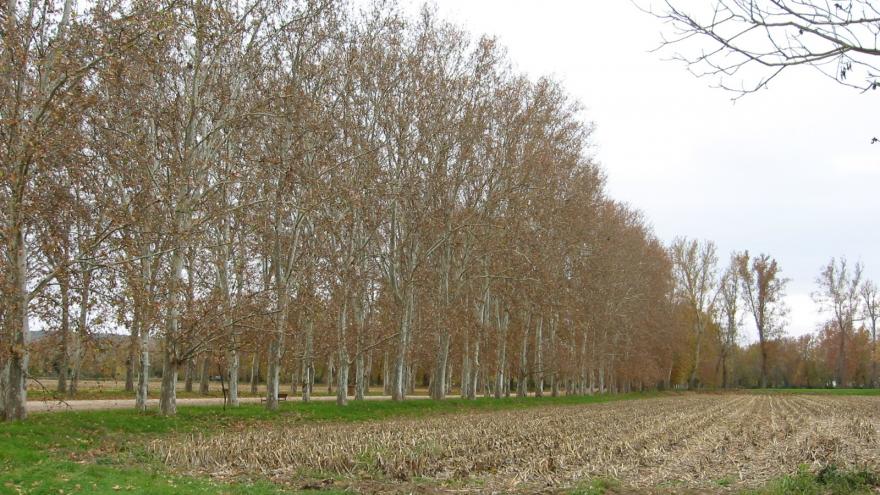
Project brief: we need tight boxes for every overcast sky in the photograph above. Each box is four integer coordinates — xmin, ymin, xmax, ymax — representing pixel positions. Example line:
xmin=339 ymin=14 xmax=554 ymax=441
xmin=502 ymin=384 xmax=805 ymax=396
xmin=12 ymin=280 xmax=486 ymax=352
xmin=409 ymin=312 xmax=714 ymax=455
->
xmin=395 ymin=0 xmax=879 ymax=342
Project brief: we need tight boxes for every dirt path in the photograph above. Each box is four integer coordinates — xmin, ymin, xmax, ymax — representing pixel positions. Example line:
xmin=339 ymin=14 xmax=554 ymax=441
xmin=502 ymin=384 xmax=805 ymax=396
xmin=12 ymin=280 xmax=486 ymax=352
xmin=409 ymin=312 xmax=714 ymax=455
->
xmin=28 ymin=394 xmax=429 ymax=413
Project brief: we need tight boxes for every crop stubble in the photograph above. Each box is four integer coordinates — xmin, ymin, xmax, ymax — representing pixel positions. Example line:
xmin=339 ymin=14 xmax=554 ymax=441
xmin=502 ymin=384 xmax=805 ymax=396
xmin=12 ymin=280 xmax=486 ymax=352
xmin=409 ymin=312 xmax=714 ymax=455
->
xmin=150 ymin=394 xmax=880 ymax=491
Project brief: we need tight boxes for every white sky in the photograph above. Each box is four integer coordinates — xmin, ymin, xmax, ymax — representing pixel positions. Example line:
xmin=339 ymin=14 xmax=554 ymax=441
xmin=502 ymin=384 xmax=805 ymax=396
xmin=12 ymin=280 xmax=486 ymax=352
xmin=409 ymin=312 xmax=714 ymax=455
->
xmin=396 ymin=0 xmax=879 ymax=342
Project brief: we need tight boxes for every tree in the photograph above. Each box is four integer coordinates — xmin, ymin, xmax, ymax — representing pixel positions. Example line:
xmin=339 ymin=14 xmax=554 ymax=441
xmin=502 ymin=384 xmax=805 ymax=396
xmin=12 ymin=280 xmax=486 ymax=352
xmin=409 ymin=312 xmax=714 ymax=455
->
xmin=718 ymin=253 xmax=743 ymax=388
xmin=813 ymin=258 xmax=863 ymax=387
xmin=1 ymin=0 xmax=150 ymax=421
xmin=648 ymin=0 xmax=880 ymax=96
xmin=670 ymin=238 xmax=719 ymax=389
xmin=737 ymin=252 xmax=788 ymax=388
xmin=862 ymin=280 xmax=879 ymax=387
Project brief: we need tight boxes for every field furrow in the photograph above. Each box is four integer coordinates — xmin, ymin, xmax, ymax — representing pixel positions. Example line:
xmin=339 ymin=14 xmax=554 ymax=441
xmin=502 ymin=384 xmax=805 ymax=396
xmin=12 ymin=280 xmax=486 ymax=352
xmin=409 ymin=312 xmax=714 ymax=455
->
xmin=150 ymin=394 xmax=880 ymax=492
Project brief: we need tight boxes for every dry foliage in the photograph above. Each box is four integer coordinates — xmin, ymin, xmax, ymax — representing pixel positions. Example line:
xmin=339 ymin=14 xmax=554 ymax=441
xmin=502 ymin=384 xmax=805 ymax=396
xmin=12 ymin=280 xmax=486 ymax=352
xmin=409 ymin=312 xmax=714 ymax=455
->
xmin=150 ymin=395 xmax=880 ymax=492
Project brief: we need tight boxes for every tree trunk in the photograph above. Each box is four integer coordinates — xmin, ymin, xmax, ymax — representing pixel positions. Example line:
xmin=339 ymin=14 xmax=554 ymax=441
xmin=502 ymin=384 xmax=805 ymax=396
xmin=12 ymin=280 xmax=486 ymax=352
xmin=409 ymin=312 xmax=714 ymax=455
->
xmin=431 ymin=331 xmax=450 ymax=400
xmin=759 ymin=333 xmax=769 ymax=389
xmin=336 ymin=296 xmax=349 ymax=406
xmin=365 ymin=350 xmax=373 ymax=394
xmin=159 ymin=227 xmax=186 ymax=416
xmin=136 ymin=316 xmax=150 ymax=412
xmin=461 ymin=335 xmax=471 ymax=399
xmin=250 ymin=352 xmax=259 ymax=395
xmin=69 ymin=269 xmax=90 ymax=397
xmin=872 ymin=325 xmax=878 ymax=388
xmin=836 ymin=326 xmax=847 ymax=387
xmin=589 ymin=366 xmax=595 ymax=394
xmin=227 ymin=348 xmax=239 ymax=406
xmin=392 ymin=288 xmax=414 ymax=401
xmin=494 ymin=300 xmax=509 ymax=400
xmin=355 ymin=351 xmax=365 ymax=401
xmin=721 ymin=348 xmax=729 ymax=389
xmin=58 ymin=275 xmax=71 ymax=394
xmin=327 ymin=355 xmax=334 ymax=395
xmin=0 ymin=363 xmax=8 ymax=420
xmin=159 ymin=350 xmax=178 ymax=416
xmin=336 ymin=358 xmax=349 ymax=406
xmin=382 ymin=350 xmax=390 ymax=396
xmin=125 ymin=327 xmax=136 ymax=394
xmin=265 ymin=303 xmax=286 ymax=410
xmin=688 ymin=317 xmax=704 ymax=389
xmin=199 ymin=354 xmax=210 ymax=395
xmin=549 ymin=317 xmax=559 ymax=397
xmin=302 ymin=317 xmax=313 ymax=402
xmin=446 ymin=358 xmax=453 ymax=395
xmin=469 ymin=337 xmax=480 ymax=400
xmin=184 ymin=358 xmax=195 ymax=392
xmin=517 ymin=311 xmax=531 ymax=398
xmin=534 ymin=315 xmax=544 ymax=398
xmin=3 ymin=231 xmax=29 ymax=421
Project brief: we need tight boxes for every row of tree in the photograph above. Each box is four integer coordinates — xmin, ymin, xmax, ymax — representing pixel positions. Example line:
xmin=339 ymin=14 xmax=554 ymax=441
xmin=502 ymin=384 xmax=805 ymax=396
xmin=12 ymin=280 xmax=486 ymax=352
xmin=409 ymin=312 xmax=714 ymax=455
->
xmin=3 ymin=0 xmax=873 ymax=423
xmin=0 ymin=0 xmax=680 ymax=421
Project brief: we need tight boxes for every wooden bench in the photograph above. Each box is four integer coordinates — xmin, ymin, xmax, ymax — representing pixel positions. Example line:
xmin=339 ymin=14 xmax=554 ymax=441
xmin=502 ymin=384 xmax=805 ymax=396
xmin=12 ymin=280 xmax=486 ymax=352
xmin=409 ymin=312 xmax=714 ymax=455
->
xmin=260 ymin=393 xmax=288 ymax=403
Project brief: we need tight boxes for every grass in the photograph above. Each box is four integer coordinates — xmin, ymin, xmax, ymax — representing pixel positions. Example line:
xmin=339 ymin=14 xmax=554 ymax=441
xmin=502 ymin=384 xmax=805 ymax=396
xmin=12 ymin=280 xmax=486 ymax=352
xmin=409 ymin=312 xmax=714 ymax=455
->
xmin=567 ymin=477 xmax=621 ymax=494
xmin=0 ymin=392 xmax=660 ymax=494
xmin=564 ymin=468 xmax=880 ymax=495
xmin=744 ymin=465 xmax=880 ymax=495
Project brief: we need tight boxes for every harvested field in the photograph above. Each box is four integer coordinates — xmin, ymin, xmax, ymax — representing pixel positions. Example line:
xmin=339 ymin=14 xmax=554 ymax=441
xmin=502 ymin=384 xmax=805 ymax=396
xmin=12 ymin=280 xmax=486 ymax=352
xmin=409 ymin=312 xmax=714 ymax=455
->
xmin=151 ymin=394 xmax=880 ymax=492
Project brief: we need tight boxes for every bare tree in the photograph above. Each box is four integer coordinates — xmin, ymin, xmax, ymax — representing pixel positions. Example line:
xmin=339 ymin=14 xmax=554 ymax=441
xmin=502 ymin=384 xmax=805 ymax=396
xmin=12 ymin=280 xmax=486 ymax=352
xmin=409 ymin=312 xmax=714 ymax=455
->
xmin=738 ymin=252 xmax=788 ymax=388
xmin=671 ymin=238 xmax=719 ymax=389
xmin=861 ymin=280 xmax=879 ymax=387
xmin=647 ymin=0 xmax=880 ymax=97
xmin=814 ymin=257 xmax=863 ymax=387
xmin=717 ymin=253 xmax=743 ymax=388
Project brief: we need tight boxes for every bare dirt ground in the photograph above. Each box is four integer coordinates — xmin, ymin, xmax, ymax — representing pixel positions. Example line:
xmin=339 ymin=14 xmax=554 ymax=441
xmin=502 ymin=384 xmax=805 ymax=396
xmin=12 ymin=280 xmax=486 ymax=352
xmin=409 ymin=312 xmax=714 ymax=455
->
xmin=151 ymin=394 xmax=880 ymax=493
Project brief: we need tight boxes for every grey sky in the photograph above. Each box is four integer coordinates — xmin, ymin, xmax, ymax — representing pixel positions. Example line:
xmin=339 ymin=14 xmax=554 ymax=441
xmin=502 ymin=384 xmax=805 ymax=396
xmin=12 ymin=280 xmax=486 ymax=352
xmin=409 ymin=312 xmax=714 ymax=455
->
xmin=398 ymin=0 xmax=879 ymax=341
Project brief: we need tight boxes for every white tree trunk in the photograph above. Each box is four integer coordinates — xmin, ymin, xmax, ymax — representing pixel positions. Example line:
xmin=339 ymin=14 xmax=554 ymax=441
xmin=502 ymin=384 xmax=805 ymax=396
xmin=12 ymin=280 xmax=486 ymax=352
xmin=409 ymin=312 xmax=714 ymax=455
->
xmin=461 ymin=334 xmax=470 ymax=399
xmin=534 ymin=315 xmax=544 ymax=398
xmin=4 ymin=232 xmax=30 ymax=421
xmin=469 ymin=338 xmax=480 ymax=400
xmin=336 ymin=296 xmax=349 ymax=406
xmin=136 ymin=309 xmax=150 ymax=412
xmin=392 ymin=288 xmax=414 ymax=401
xmin=382 ymin=350 xmax=390 ymax=396
xmin=159 ymin=242 xmax=185 ymax=416
xmin=517 ymin=311 xmax=531 ymax=398
xmin=431 ymin=331 xmax=450 ymax=400
xmin=69 ymin=268 xmax=90 ymax=397
xmin=302 ymin=317 xmax=313 ymax=402
xmin=227 ymin=349 xmax=239 ymax=406
xmin=354 ymin=310 xmax=366 ymax=400
xmin=494 ymin=300 xmax=509 ymax=400
xmin=58 ymin=275 xmax=71 ymax=394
